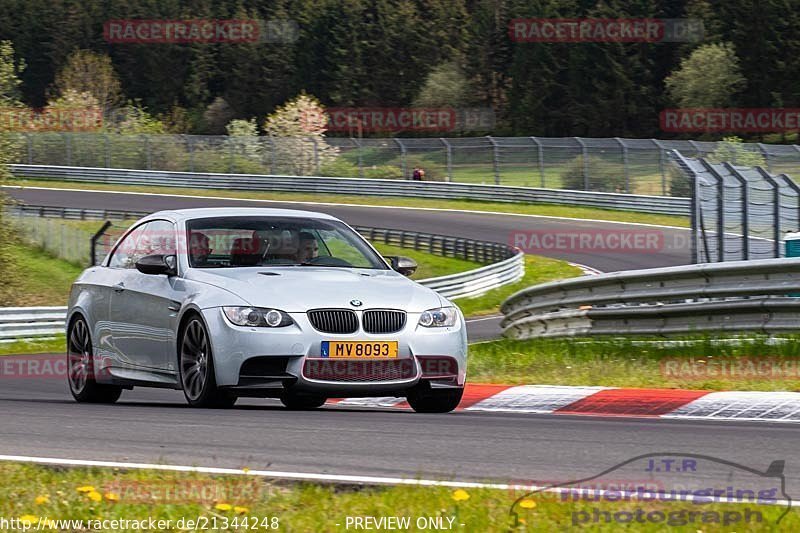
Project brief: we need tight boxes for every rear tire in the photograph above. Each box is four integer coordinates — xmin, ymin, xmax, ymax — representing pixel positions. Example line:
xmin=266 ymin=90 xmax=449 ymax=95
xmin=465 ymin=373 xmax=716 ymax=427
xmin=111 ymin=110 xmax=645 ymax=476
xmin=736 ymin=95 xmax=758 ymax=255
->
xmin=179 ymin=317 xmax=237 ymax=409
xmin=280 ymin=393 xmax=327 ymax=410
xmin=407 ymin=384 xmax=463 ymax=413
xmin=67 ymin=316 xmax=122 ymax=404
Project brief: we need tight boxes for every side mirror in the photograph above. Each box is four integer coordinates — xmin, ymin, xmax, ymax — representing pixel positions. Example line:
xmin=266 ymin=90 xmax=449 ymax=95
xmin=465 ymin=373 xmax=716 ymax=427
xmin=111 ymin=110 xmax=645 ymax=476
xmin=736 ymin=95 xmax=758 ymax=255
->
xmin=387 ymin=255 xmax=418 ymax=276
xmin=136 ymin=254 xmax=177 ymax=276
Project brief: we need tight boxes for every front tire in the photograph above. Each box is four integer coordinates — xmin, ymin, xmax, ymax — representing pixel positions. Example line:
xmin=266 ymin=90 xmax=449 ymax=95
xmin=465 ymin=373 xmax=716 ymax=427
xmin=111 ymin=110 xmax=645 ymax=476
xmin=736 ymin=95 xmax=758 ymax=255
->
xmin=179 ymin=317 xmax=237 ymax=408
xmin=407 ymin=384 xmax=463 ymax=413
xmin=67 ymin=317 xmax=122 ymax=404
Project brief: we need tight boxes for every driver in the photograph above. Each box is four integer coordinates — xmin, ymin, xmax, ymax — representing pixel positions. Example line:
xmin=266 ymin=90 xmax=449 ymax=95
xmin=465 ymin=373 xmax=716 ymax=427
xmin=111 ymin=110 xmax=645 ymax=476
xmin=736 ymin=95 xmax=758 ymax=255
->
xmin=189 ymin=232 xmax=212 ymax=266
xmin=296 ymin=232 xmax=319 ymax=263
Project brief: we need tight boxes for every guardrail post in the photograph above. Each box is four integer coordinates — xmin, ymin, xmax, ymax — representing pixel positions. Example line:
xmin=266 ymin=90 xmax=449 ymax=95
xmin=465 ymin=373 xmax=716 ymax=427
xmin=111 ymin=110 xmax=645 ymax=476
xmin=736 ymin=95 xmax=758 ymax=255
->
xmin=575 ymin=137 xmax=588 ymax=191
xmin=487 ymin=136 xmax=500 ymax=184
xmin=351 ymin=137 xmax=363 ymax=178
xmin=440 ymin=138 xmax=452 ymax=182
xmin=394 ymin=138 xmax=407 ymax=178
xmin=531 ymin=136 xmax=545 ymax=187
xmin=756 ymin=167 xmax=782 ymax=258
xmin=615 ymin=137 xmax=630 ymax=193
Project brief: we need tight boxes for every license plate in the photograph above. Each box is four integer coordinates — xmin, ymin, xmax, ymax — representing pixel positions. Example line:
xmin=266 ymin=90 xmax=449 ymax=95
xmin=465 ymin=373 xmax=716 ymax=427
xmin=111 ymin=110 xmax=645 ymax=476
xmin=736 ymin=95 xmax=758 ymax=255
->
xmin=321 ymin=341 xmax=398 ymax=359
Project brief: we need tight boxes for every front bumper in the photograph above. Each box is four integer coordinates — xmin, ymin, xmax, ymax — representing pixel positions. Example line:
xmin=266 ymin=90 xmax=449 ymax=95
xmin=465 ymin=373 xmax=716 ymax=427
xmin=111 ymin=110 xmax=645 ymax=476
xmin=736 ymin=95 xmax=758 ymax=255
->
xmin=201 ymin=307 xmax=468 ymax=396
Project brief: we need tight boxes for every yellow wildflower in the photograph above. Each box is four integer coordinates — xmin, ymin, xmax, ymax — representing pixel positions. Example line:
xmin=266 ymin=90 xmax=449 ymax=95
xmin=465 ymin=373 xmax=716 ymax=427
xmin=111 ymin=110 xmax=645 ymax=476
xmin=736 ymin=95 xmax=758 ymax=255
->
xmin=452 ymin=489 xmax=470 ymax=501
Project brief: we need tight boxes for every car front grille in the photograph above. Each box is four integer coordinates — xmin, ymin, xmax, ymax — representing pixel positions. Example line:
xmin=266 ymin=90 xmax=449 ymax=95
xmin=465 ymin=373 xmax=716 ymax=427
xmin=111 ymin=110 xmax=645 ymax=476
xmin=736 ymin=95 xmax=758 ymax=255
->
xmin=307 ymin=309 xmax=359 ymax=334
xmin=363 ymin=310 xmax=406 ymax=334
xmin=303 ymin=359 xmax=417 ymax=382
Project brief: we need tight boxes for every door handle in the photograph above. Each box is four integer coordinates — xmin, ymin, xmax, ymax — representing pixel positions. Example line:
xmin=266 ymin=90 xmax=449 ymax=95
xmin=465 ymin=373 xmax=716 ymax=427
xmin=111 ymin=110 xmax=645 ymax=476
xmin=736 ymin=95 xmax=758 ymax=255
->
xmin=113 ymin=282 xmax=125 ymax=293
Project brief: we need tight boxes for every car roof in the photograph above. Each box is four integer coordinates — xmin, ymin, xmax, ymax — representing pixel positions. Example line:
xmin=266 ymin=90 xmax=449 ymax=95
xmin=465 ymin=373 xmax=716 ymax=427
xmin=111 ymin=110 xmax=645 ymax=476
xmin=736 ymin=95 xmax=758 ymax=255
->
xmin=142 ymin=207 xmax=339 ymax=223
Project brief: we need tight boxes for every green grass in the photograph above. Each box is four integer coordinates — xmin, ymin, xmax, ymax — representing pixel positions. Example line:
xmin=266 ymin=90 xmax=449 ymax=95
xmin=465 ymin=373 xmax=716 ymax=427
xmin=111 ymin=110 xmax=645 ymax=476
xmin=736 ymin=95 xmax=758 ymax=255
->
xmin=1 ymin=462 xmax=795 ymax=532
xmin=6 ymin=242 xmax=82 ymax=307
xmin=0 ymin=336 xmax=65 ymax=356
xmin=10 ymin=178 xmax=689 ymax=227
xmin=455 ymin=255 xmax=582 ymax=317
xmin=469 ymin=335 xmax=800 ymax=391
xmin=371 ymin=243 xmax=480 ymax=280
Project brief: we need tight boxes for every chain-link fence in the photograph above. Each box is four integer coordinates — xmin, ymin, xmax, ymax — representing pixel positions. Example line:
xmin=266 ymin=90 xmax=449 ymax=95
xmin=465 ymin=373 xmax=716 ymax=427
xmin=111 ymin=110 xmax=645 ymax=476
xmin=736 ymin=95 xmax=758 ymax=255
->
xmin=6 ymin=209 xmax=95 ymax=266
xmin=8 ymin=133 xmax=800 ymax=196
xmin=671 ymin=150 xmax=800 ymax=263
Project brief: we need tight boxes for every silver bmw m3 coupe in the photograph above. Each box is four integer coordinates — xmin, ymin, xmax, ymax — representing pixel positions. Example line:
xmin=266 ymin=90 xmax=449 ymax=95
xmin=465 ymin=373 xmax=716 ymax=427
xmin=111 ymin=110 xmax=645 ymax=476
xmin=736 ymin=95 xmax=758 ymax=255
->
xmin=66 ymin=208 xmax=468 ymax=412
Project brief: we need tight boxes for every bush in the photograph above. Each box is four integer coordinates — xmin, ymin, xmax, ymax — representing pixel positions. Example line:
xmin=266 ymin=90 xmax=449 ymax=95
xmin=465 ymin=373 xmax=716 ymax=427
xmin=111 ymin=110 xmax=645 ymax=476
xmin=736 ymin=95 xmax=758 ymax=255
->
xmin=561 ymin=155 xmax=627 ymax=192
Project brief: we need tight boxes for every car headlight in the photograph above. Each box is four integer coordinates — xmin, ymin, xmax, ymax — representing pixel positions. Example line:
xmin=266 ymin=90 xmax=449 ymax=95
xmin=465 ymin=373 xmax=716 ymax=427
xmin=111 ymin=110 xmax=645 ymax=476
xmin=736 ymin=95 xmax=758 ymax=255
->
xmin=418 ymin=307 xmax=458 ymax=328
xmin=222 ymin=307 xmax=293 ymax=327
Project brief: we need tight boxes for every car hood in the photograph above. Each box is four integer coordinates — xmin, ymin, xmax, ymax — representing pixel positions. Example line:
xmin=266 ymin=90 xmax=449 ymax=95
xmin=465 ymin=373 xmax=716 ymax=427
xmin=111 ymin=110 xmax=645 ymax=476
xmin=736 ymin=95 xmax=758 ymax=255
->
xmin=186 ymin=267 xmax=443 ymax=312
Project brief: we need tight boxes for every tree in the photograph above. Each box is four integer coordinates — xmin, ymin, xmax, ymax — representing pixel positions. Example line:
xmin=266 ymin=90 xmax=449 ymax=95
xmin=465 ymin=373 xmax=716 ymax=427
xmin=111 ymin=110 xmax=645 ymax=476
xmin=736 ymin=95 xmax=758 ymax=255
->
xmin=42 ymin=89 xmax=103 ymax=132
xmin=665 ymin=42 xmax=745 ymax=108
xmin=413 ymin=62 xmax=470 ymax=108
xmin=0 ymin=39 xmax=23 ymax=304
xmin=226 ymin=118 xmax=261 ymax=161
xmin=54 ymin=50 xmax=123 ymax=115
xmin=263 ymin=94 xmax=337 ymax=175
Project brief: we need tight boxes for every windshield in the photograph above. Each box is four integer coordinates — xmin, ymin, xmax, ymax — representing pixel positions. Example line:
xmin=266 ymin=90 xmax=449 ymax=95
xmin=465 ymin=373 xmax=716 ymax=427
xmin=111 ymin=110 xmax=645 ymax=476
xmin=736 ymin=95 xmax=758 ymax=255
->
xmin=185 ymin=216 xmax=387 ymax=270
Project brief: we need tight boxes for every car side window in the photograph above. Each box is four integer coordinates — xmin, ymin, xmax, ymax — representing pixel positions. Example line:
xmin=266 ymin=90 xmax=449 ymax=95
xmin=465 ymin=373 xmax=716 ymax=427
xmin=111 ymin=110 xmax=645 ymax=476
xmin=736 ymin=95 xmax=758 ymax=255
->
xmin=108 ymin=223 xmax=148 ymax=269
xmin=108 ymin=220 xmax=176 ymax=269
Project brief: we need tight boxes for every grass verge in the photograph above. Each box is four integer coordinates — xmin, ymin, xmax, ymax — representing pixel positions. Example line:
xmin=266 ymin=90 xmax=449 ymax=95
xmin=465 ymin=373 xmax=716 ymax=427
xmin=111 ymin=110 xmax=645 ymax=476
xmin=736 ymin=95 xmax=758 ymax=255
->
xmin=455 ymin=255 xmax=582 ymax=317
xmin=0 ymin=336 xmax=64 ymax=356
xmin=9 ymin=178 xmax=689 ymax=227
xmin=6 ymin=242 xmax=82 ymax=306
xmin=469 ymin=335 xmax=800 ymax=391
xmin=0 ymin=462 xmax=794 ymax=532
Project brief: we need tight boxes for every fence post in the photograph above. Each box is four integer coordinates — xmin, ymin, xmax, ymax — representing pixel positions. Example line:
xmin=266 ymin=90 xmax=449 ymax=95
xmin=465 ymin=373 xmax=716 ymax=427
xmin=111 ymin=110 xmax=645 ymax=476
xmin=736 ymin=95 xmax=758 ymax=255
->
xmin=104 ymin=134 xmax=111 ymax=168
xmin=575 ymin=137 xmax=588 ymax=190
xmin=487 ymin=136 xmax=500 ymax=184
xmin=440 ymin=138 xmax=452 ymax=182
xmin=777 ymin=173 xmax=800 ymax=231
xmin=90 ymin=221 xmax=113 ymax=266
xmin=394 ymin=138 xmax=407 ymax=178
xmin=652 ymin=139 xmax=666 ymax=195
xmin=699 ymin=159 xmax=726 ymax=262
xmin=615 ymin=137 xmax=630 ymax=193
xmin=187 ymin=135 xmax=195 ymax=173
xmin=351 ymin=137 xmax=363 ymax=178
xmin=722 ymin=162 xmax=750 ymax=260
xmin=143 ymin=135 xmax=152 ymax=170
xmin=25 ymin=133 xmax=32 ymax=164
xmin=756 ymin=167 xmax=782 ymax=258
xmin=758 ymin=143 xmax=771 ymax=172
xmin=229 ymin=138 xmax=235 ymax=173
xmin=312 ymin=137 xmax=320 ymax=175
xmin=530 ymin=136 xmax=545 ymax=187
xmin=64 ymin=133 xmax=72 ymax=166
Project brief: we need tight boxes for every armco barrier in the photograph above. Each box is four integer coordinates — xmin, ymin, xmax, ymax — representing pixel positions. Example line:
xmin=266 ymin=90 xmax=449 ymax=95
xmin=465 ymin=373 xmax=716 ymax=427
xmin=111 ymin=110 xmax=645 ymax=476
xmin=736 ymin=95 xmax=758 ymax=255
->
xmin=9 ymin=164 xmax=690 ymax=216
xmin=501 ymin=257 xmax=800 ymax=338
xmin=0 ymin=307 xmax=67 ymax=341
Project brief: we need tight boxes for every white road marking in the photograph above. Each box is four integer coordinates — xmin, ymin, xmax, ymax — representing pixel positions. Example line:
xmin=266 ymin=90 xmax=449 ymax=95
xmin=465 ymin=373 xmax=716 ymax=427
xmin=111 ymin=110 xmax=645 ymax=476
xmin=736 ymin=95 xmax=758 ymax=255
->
xmin=2 ymin=184 xmax=690 ymax=230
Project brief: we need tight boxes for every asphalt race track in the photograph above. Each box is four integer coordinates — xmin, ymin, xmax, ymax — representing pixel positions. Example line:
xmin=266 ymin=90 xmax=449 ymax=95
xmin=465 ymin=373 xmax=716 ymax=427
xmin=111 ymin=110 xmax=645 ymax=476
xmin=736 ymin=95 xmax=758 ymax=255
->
xmin=7 ymin=186 xmax=796 ymax=495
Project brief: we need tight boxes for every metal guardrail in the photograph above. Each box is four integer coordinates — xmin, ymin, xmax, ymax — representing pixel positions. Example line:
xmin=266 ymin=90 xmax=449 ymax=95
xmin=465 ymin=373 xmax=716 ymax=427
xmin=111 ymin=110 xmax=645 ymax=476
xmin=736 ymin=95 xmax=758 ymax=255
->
xmin=9 ymin=164 xmax=690 ymax=215
xmin=0 ymin=307 xmax=68 ymax=341
xmin=500 ymin=257 xmax=800 ymax=338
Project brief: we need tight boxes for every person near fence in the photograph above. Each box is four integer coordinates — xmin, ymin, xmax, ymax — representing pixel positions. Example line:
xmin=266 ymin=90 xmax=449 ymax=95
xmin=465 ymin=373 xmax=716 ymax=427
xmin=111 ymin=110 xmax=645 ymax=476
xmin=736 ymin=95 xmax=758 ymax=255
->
xmin=412 ymin=166 xmax=425 ymax=181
